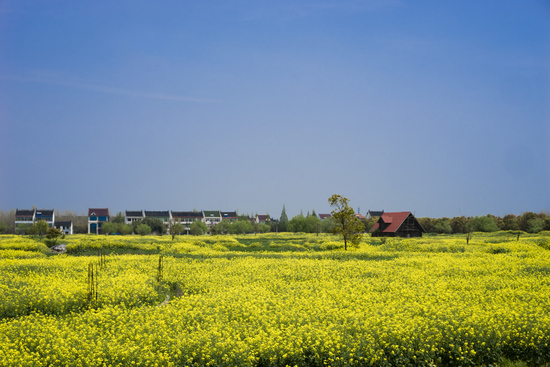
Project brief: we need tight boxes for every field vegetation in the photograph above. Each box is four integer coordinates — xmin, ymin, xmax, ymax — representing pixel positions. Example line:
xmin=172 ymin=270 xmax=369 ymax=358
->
xmin=1 ymin=232 xmax=549 ymax=366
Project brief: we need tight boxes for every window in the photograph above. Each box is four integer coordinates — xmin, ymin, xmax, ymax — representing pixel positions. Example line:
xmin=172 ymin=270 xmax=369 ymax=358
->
xmin=99 ymin=216 xmax=107 ymax=221
xmin=90 ymin=216 xmax=97 ymax=221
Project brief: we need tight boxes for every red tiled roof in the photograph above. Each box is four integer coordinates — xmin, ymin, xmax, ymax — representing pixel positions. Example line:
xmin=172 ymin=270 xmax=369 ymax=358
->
xmin=88 ymin=208 xmax=110 ymax=217
xmin=355 ymin=213 xmax=366 ymax=219
xmin=319 ymin=214 xmax=331 ymax=220
xmin=370 ymin=212 xmax=411 ymax=233
xmin=257 ymin=215 xmax=269 ymax=221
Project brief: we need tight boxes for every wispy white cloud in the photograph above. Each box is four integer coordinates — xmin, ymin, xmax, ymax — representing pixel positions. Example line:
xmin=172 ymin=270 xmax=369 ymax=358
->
xmin=0 ymin=74 xmax=218 ymax=103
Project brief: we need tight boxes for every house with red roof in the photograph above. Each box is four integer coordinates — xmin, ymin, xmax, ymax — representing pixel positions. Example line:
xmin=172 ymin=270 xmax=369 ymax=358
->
xmin=88 ymin=208 xmax=110 ymax=234
xmin=369 ymin=211 xmax=425 ymax=237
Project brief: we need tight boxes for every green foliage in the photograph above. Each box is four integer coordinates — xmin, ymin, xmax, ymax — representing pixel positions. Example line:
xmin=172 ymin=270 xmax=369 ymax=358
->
xmin=136 ymin=218 xmax=166 ymax=235
xmin=189 ymin=221 xmax=208 ymax=236
xmin=433 ymin=218 xmax=452 ymax=234
xmin=526 ymin=218 xmax=545 ymax=233
xmin=321 ymin=217 xmax=336 ymax=233
xmin=101 ymin=222 xmax=116 ymax=235
xmin=0 ymin=221 xmax=8 ymax=234
xmin=112 ymin=212 xmax=125 ymax=224
xmin=328 ymin=194 xmax=364 ymax=250
xmin=217 ymin=220 xmax=232 ymax=234
xmin=229 ymin=220 xmax=252 ymax=234
xmin=257 ymin=223 xmax=271 ymax=234
xmin=34 ymin=220 xmax=49 ymax=236
xmin=468 ymin=215 xmax=500 ymax=232
xmin=279 ymin=205 xmax=288 ymax=232
xmin=136 ymin=224 xmax=151 ymax=236
xmin=15 ymin=224 xmax=33 ymax=235
xmin=169 ymin=221 xmax=185 ymax=240
xmin=119 ymin=224 xmax=133 ymax=235
xmin=45 ymin=227 xmax=62 ymax=239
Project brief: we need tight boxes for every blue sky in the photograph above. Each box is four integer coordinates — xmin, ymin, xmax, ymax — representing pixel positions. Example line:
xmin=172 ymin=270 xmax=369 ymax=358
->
xmin=1 ymin=0 xmax=549 ymax=219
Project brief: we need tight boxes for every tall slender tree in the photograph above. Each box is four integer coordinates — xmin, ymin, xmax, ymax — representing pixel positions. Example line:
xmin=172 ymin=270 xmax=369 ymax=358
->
xmin=279 ymin=205 xmax=288 ymax=232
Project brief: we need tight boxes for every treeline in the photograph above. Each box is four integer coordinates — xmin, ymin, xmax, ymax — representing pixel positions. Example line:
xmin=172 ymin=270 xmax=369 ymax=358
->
xmin=1 ymin=208 xmax=549 ymax=235
xmin=416 ymin=212 xmax=550 ymax=234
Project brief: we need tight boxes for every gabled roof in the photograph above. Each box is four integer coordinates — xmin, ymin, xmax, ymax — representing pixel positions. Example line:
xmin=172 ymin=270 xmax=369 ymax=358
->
xmin=125 ymin=211 xmax=143 ymax=217
xmin=54 ymin=221 xmax=72 ymax=227
xmin=370 ymin=212 xmax=412 ymax=233
xmin=172 ymin=211 xmax=203 ymax=218
xmin=355 ymin=213 xmax=366 ymax=220
xmin=221 ymin=211 xmax=237 ymax=218
xmin=89 ymin=208 xmax=110 ymax=217
xmin=319 ymin=214 xmax=331 ymax=220
xmin=16 ymin=209 xmax=35 ymax=216
xmin=203 ymin=210 xmax=221 ymax=218
xmin=144 ymin=211 xmax=170 ymax=217
xmin=257 ymin=214 xmax=270 ymax=221
xmin=368 ymin=210 xmax=384 ymax=217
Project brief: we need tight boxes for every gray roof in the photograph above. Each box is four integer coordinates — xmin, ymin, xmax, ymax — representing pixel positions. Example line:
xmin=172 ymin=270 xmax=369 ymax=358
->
xmin=125 ymin=211 xmax=143 ymax=217
xmin=144 ymin=211 xmax=170 ymax=217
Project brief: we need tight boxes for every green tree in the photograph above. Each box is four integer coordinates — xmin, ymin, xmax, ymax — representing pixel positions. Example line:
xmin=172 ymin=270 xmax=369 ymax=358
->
xmin=450 ymin=216 xmax=469 ymax=233
xmin=139 ymin=218 xmax=166 ymax=235
xmin=230 ymin=219 xmax=253 ymax=234
xmin=418 ymin=218 xmax=435 ymax=233
xmin=433 ymin=218 xmax=452 ymax=234
xmin=328 ymin=194 xmax=364 ymax=250
xmin=519 ymin=212 xmax=538 ymax=232
xmin=45 ymin=227 xmax=63 ymax=246
xmin=0 ymin=221 xmax=7 ymax=234
xmin=526 ymin=218 xmax=545 ymax=233
xmin=321 ymin=217 xmax=336 ymax=233
xmin=288 ymin=214 xmax=306 ymax=232
xmin=467 ymin=216 xmax=499 ymax=232
xmin=119 ymin=224 xmax=133 ymax=235
xmin=112 ymin=212 xmax=125 ymax=224
xmin=279 ymin=205 xmax=288 ymax=232
xmin=169 ymin=220 xmax=185 ymax=240
xmin=190 ymin=221 xmax=208 ymax=236
xmin=257 ymin=223 xmax=271 ymax=234
xmin=217 ymin=220 xmax=232 ymax=234
xmin=102 ymin=222 xmax=116 ymax=235
xmin=136 ymin=224 xmax=151 ymax=236
xmin=35 ymin=220 xmax=49 ymax=236
xmin=305 ymin=214 xmax=321 ymax=234
xmin=502 ymin=214 xmax=519 ymax=231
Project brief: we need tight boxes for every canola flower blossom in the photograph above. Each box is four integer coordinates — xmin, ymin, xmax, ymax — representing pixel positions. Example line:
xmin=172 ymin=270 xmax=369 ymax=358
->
xmin=0 ymin=232 xmax=549 ymax=366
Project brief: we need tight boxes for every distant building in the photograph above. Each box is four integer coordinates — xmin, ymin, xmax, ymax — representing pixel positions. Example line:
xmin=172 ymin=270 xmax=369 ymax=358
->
xmin=88 ymin=208 xmax=110 ymax=234
xmin=171 ymin=211 xmax=203 ymax=234
xmin=319 ymin=214 xmax=332 ymax=220
xmin=202 ymin=211 xmax=222 ymax=227
xmin=15 ymin=209 xmax=55 ymax=232
xmin=125 ymin=210 xmax=144 ymax=225
xmin=35 ymin=209 xmax=55 ymax=228
xmin=366 ymin=210 xmax=384 ymax=219
xmin=54 ymin=221 xmax=73 ymax=235
xmin=255 ymin=214 xmax=271 ymax=224
xmin=221 ymin=211 xmax=238 ymax=223
xmin=370 ymin=212 xmax=425 ymax=238
xmin=144 ymin=211 xmax=171 ymax=223
xmin=15 ymin=209 xmax=36 ymax=231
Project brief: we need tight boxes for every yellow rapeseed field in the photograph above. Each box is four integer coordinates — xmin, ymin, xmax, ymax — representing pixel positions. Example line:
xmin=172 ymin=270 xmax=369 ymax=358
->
xmin=0 ymin=232 xmax=549 ymax=366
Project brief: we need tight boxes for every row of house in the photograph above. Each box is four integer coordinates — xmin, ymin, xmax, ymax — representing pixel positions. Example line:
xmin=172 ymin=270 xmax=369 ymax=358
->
xmin=15 ymin=208 xmax=425 ymax=238
xmin=88 ymin=208 xmax=264 ymax=234
xmin=15 ymin=209 xmax=73 ymax=234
